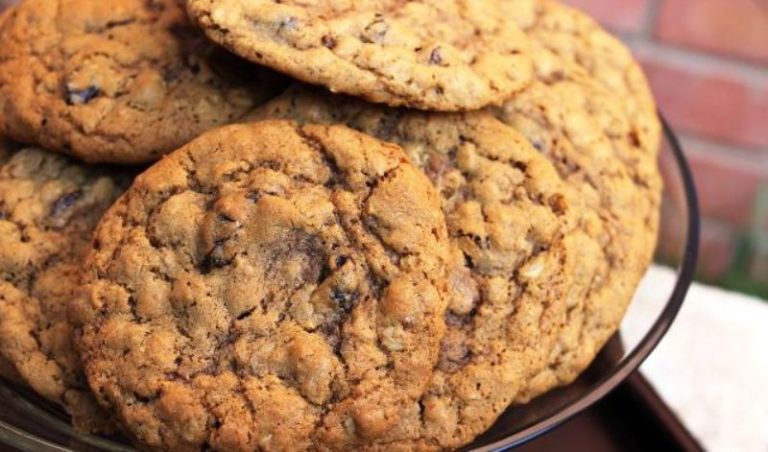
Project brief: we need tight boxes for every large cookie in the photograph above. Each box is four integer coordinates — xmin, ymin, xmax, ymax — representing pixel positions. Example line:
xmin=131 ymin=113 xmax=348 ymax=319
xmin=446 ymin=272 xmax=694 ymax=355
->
xmin=0 ymin=137 xmax=23 ymax=386
xmin=0 ymin=146 xmax=130 ymax=432
xmin=511 ymin=0 xmax=661 ymax=188
xmin=72 ymin=120 xmax=456 ymax=450
xmin=249 ymin=88 xmax=591 ymax=449
xmin=0 ymin=0 xmax=285 ymax=164
xmin=492 ymin=0 xmax=662 ymax=400
xmin=185 ymin=0 xmax=534 ymax=111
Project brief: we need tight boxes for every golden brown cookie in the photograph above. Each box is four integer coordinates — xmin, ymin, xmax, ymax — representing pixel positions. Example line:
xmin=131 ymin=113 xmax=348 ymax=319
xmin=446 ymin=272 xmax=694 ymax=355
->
xmin=0 ymin=0 xmax=286 ymax=164
xmin=72 ymin=120 xmax=456 ymax=450
xmin=0 ymin=146 xmax=131 ymax=432
xmin=185 ymin=0 xmax=534 ymax=111
xmin=491 ymin=0 xmax=662 ymax=401
xmin=511 ymin=0 xmax=661 ymax=187
xmin=250 ymin=87 xmax=590 ymax=449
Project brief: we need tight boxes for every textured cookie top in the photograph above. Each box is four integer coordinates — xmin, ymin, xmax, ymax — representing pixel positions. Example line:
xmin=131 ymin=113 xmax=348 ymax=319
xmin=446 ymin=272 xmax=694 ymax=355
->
xmin=496 ymin=79 xmax=656 ymax=402
xmin=186 ymin=0 xmax=534 ymax=111
xmin=511 ymin=0 xmax=661 ymax=188
xmin=492 ymin=1 xmax=662 ymax=402
xmin=0 ymin=0 xmax=285 ymax=164
xmin=0 ymin=146 xmax=128 ymax=432
xmin=73 ymin=120 xmax=455 ymax=450
xmin=250 ymin=87 xmax=581 ymax=449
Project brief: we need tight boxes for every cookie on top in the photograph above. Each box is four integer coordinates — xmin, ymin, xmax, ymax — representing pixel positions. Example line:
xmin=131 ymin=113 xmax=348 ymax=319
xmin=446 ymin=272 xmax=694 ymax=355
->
xmin=0 ymin=0 xmax=285 ymax=164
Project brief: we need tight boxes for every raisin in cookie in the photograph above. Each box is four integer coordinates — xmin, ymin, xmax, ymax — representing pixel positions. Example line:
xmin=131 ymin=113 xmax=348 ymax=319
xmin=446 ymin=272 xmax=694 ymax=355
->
xmin=0 ymin=146 xmax=130 ymax=432
xmin=250 ymin=87 xmax=592 ymax=449
xmin=72 ymin=120 xmax=455 ymax=451
xmin=185 ymin=0 xmax=533 ymax=111
xmin=0 ymin=0 xmax=285 ymax=164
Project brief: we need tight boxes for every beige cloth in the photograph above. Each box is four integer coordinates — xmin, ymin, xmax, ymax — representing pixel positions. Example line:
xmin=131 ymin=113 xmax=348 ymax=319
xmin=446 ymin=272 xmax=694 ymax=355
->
xmin=623 ymin=265 xmax=768 ymax=452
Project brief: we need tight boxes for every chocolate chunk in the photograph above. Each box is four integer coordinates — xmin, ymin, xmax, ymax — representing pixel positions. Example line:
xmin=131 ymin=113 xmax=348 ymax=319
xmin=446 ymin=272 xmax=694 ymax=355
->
xmin=201 ymin=239 xmax=232 ymax=273
xmin=50 ymin=190 xmax=83 ymax=217
xmin=331 ymin=289 xmax=358 ymax=313
xmin=321 ymin=35 xmax=337 ymax=49
xmin=361 ymin=18 xmax=389 ymax=44
xmin=429 ymin=47 xmax=442 ymax=65
xmin=318 ymin=262 xmax=332 ymax=283
xmin=236 ymin=307 xmax=256 ymax=320
xmin=444 ymin=311 xmax=469 ymax=328
xmin=65 ymin=85 xmax=101 ymax=105
xmin=437 ymin=330 xmax=471 ymax=374
xmin=279 ymin=17 xmax=299 ymax=31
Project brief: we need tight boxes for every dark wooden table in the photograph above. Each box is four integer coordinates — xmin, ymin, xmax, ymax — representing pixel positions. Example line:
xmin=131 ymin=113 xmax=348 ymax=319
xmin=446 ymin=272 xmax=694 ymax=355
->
xmin=517 ymin=372 xmax=703 ymax=452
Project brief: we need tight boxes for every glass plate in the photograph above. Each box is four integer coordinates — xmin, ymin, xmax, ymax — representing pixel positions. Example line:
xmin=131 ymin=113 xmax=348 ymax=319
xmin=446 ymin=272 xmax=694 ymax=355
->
xmin=0 ymin=115 xmax=699 ymax=452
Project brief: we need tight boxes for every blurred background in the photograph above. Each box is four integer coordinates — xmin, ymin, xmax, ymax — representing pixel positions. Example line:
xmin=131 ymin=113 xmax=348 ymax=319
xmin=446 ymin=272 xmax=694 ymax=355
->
xmin=563 ymin=0 xmax=768 ymax=298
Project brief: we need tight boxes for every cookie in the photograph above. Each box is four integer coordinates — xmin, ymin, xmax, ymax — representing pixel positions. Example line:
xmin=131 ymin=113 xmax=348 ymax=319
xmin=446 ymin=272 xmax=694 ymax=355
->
xmin=511 ymin=0 xmax=661 ymax=188
xmin=250 ymin=87 xmax=590 ymax=449
xmin=72 ymin=120 xmax=456 ymax=450
xmin=0 ymin=0 xmax=286 ymax=164
xmin=0 ymin=146 xmax=130 ymax=432
xmin=495 ymin=80 xmax=658 ymax=402
xmin=492 ymin=1 xmax=662 ymax=400
xmin=0 ymin=138 xmax=23 ymax=386
xmin=185 ymin=0 xmax=534 ymax=111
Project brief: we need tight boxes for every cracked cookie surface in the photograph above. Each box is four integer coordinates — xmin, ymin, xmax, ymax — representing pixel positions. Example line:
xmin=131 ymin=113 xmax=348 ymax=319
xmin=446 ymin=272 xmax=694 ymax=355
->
xmin=0 ymin=145 xmax=130 ymax=432
xmin=491 ymin=0 xmax=662 ymax=402
xmin=72 ymin=120 xmax=455 ymax=451
xmin=185 ymin=0 xmax=533 ymax=111
xmin=250 ymin=87 xmax=586 ymax=449
xmin=0 ymin=0 xmax=285 ymax=164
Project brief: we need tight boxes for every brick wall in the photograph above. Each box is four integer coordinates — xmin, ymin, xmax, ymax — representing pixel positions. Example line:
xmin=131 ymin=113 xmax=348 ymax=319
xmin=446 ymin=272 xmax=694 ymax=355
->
xmin=565 ymin=0 xmax=768 ymax=291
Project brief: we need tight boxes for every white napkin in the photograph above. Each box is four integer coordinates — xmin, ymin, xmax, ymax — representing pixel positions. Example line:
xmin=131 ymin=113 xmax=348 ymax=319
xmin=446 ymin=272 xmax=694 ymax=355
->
xmin=625 ymin=265 xmax=768 ymax=452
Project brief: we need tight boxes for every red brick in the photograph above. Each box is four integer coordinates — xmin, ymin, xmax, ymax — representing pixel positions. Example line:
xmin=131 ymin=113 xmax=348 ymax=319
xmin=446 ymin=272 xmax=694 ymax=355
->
xmin=683 ymin=146 xmax=768 ymax=226
xmin=642 ymin=59 xmax=768 ymax=150
xmin=657 ymin=198 xmax=689 ymax=260
xmin=562 ymin=0 xmax=650 ymax=34
xmin=657 ymin=202 xmax=735 ymax=280
xmin=656 ymin=0 xmax=768 ymax=64
xmin=697 ymin=218 xmax=737 ymax=280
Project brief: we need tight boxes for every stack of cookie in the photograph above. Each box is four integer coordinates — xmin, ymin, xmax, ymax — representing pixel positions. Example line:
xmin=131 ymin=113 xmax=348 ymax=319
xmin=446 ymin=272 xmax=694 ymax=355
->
xmin=0 ymin=0 xmax=662 ymax=450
